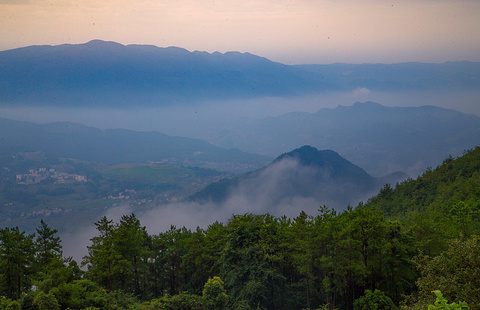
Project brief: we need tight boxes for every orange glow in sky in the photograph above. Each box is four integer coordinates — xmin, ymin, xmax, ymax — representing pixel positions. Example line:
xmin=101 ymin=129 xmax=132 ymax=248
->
xmin=1 ymin=0 xmax=479 ymax=64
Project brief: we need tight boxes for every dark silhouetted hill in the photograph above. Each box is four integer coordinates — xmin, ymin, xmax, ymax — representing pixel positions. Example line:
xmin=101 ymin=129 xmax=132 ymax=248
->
xmin=189 ymin=146 xmax=406 ymax=209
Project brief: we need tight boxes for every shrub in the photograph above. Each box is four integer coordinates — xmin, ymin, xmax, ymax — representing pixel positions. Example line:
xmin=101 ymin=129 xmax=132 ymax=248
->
xmin=354 ymin=289 xmax=397 ymax=310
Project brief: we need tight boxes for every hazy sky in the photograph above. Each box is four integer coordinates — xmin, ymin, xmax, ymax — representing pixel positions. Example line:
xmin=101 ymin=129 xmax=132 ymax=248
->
xmin=1 ymin=0 xmax=479 ymax=64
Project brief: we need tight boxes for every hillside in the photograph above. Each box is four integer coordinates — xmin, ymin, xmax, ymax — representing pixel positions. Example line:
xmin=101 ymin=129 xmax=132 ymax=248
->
xmin=188 ymin=145 xmax=405 ymax=210
xmin=0 ymin=118 xmax=270 ymax=173
xmin=366 ymin=146 xmax=480 ymax=254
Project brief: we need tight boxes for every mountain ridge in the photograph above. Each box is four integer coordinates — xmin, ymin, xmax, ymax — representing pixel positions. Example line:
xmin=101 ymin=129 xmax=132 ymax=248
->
xmin=0 ymin=40 xmax=324 ymax=106
xmin=0 ymin=118 xmax=271 ymax=173
xmin=1 ymin=40 xmax=478 ymax=107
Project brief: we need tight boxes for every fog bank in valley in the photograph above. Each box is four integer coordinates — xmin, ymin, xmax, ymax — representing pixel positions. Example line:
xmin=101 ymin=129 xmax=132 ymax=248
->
xmin=62 ymin=192 xmax=326 ymax=264
xmin=62 ymin=156 xmax=382 ymax=263
xmin=1 ymin=90 xmax=479 ymax=139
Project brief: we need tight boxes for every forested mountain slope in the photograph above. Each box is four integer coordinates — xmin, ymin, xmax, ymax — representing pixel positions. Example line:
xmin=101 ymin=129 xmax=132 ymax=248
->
xmin=367 ymin=146 xmax=480 ymax=254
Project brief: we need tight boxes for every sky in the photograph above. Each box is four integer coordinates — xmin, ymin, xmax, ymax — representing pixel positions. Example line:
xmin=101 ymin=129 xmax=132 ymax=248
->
xmin=1 ymin=0 xmax=480 ymax=64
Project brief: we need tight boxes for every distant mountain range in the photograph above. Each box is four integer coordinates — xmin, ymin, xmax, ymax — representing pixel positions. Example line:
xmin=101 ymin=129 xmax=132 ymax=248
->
xmin=189 ymin=146 xmax=406 ymax=210
xmin=0 ymin=40 xmax=324 ymax=106
xmin=0 ymin=118 xmax=270 ymax=173
xmin=295 ymin=62 xmax=480 ymax=91
xmin=1 ymin=100 xmax=478 ymax=178
xmin=205 ymin=101 xmax=480 ymax=176
xmin=0 ymin=40 xmax=478 ymax=106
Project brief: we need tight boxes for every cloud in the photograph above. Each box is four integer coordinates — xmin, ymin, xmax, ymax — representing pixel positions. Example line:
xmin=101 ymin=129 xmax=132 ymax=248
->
xmin=139 ymin=157 xmax=374 ymax=234
xmin=352 ymin=87 xmax=370 ymax=97
xmin=63 ymin=155 xmax=384 ymax=262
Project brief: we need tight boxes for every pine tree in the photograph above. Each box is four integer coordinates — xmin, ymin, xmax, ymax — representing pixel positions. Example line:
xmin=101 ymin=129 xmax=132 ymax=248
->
xmin=0 ymin=227 xmax=36 ymax=299
xmin=35 ymin=220 xmax=63 ymax=271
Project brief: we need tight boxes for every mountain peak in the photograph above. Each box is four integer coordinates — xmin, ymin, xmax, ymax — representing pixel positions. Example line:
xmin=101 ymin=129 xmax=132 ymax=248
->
xmin=274 ymin=145 xmax=374 ymax=184
xmin=275 ymin=146 xmax=343 ymax=166
xmin=189 ymin=145 xmax=377 ymax=209
xmin=83 ymin=39 xmax=124 ymax=49
xmin=352 ymin=101 xmax=384 ymax=109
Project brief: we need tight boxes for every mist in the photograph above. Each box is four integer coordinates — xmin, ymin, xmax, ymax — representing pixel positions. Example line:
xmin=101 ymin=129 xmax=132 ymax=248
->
xmin=1 ymin=90 xmax=479 ymax=141
xmin=14 ymin=86 xmax=480 ymax=262
xmin=62 ymin=156 xmax=380 ymax=263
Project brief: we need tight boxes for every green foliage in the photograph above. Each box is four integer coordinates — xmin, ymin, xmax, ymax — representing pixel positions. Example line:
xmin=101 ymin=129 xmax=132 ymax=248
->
xmin=0 ymin=298 xmax=20 ymax=310
xmin=139 ymin=293 xmax=207 ymax=310
xmin=353 ymin=289 xmax=397 ymax=310
xmin=51 ymin=279 xmax=109 ymax=309
xmin=414 ymin=236 xmax=480 ymax=309
xmin=32 ymin=291 xmax=61 ymax=310
xmin=0 ymin=227 xmax=36 ymax=300
xmin=49 ymin=278 xmax=135 ymax=310
xmin=19 ymin=293 xmax=35 ymax=310
xmin=202 ymin=277 xmax=228 ymax=310
xmin=428 ymin=291 xmax=469 ymax=310
xmin=35 ymin=219 xmax=63 ymax=268
xmin=220 ymin=214 xmax=287 ymax=310
xmin=367 ymin=147 xmax=480 ymax=255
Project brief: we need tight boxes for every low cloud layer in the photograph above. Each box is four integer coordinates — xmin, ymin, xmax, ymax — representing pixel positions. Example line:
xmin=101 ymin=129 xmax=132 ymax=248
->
xmin=63 ymin=157 xmax=379 ymax=262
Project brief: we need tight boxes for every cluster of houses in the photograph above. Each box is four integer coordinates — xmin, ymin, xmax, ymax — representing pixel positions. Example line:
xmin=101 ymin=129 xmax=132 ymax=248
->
xmin=16 ymin=168 xmax=87 ymax=185
xmin=21 ymin=207 xmax=64 ymax=218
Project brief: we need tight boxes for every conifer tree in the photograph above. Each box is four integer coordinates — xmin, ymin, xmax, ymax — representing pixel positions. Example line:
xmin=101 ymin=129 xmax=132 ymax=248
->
xmin=0 ymin=227 xmax=36 ymax=299
xmin=35 ymin=219 xmax=63 ymax=271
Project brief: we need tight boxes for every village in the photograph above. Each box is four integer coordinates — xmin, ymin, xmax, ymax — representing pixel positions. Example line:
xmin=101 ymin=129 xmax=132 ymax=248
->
xmin=16 ymin=168 xmax=87 ymax=185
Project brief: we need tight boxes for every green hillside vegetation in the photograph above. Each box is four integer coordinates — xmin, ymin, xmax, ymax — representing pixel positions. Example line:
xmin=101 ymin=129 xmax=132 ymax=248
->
xmin=1 ymin=147 xmax=480 ymax=309
xmin=367 ymin=147 xmax=480 ymax=255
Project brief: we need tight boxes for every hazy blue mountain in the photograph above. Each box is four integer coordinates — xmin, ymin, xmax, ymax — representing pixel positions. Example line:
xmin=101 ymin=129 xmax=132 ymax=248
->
xmin=188 ymin=146 xmax=406 ymax=210
xmin=208 ymin=102 xmax=480 ymax=176
xmin=0 ymin=118 xmax=271 ymax=172
xmin=0 ymin=40 xmax=325 ymax=106
xmin=1 ymin=40 xmax=478 ymax=106
xmin=295 ymin=62 xmax=480 ymax=91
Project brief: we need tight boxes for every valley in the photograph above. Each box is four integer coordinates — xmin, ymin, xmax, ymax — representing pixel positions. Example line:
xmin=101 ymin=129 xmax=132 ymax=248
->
xmin=0 ymin=154 xmax=233 ymax=232
xmin=0 ymin=37 xmax=479 ymax=310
